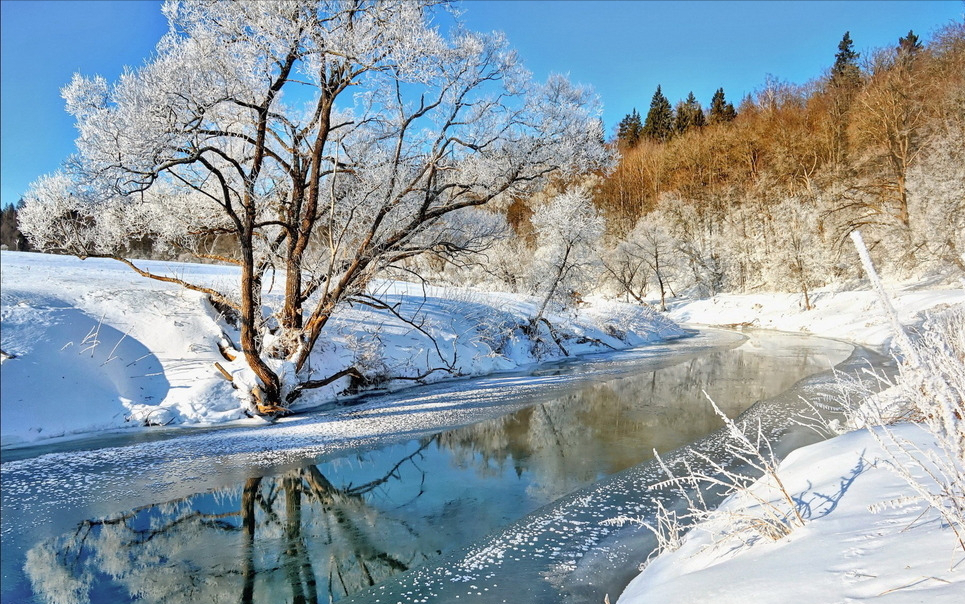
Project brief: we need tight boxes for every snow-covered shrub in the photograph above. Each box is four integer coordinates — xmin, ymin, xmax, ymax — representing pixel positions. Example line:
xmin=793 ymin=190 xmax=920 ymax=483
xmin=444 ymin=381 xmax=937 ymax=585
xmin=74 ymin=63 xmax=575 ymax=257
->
xmin=640 ymin=395 xmax=808 ymax=563
xmin=342 ymin=331 xmax=390 ymax=388
xmin=827 ymin=305 xmax=965 ymax=551
xmin=828 ymin=232 xmax=965 ymax=550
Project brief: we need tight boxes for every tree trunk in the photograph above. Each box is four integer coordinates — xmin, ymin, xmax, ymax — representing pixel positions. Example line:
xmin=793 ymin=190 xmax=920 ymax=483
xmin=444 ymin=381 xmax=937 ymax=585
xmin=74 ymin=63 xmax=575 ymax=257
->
xmin=240 ymin=231 xmax=282 ymax=406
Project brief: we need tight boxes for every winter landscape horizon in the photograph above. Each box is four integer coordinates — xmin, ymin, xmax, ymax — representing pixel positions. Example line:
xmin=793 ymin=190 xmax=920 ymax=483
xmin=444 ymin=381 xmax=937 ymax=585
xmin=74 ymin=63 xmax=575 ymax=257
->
xmin=2 ymin=1 xmax=964 ymax=603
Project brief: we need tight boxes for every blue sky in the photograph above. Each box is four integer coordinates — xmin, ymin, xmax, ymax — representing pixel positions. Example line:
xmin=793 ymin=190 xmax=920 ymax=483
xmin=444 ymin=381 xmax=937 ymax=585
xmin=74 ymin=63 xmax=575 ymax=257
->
xmin=1 ymin=0 xmax=962 ymax=208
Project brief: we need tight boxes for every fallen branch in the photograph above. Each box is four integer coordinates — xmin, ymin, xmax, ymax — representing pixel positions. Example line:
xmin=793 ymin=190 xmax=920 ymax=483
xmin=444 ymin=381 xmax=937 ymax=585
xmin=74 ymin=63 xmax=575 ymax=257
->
xmin=286 ymin=367 xmax=366 ymax=404
xmin=388 ymin=367 xmax=451 ymax=381
xmin=529 ymin=316 xmax=570 ymax=356
xmin=213 ymin=361 xmax=235 ymax=384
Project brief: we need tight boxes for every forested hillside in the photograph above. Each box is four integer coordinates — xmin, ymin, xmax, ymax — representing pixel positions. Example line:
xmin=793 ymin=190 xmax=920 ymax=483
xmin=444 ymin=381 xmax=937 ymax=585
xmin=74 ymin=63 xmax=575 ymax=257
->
xmin=587 ymin=24 xmax=965 ymax=306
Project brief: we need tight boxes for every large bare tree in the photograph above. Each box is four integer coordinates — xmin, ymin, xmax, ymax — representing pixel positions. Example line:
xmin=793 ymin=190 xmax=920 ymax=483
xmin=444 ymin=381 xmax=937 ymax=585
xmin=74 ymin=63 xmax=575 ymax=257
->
xmin=21 ymin=0 xmax=610 ymax=410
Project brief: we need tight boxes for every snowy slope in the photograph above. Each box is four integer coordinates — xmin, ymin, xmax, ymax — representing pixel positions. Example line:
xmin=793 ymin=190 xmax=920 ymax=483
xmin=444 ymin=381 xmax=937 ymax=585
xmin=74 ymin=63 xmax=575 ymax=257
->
xmin=0 ymin=251 xmax=683 ymax=446
xmin=617 ymin=287 xmax=965 ymax=604
xmin=618 ymin=424 xmax=964 ymax=603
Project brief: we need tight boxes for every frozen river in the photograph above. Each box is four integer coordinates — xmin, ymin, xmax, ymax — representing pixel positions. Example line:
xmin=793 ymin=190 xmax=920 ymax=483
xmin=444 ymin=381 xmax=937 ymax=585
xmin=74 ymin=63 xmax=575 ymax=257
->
xmin=2 ymin=329 xmax=878 ymax=603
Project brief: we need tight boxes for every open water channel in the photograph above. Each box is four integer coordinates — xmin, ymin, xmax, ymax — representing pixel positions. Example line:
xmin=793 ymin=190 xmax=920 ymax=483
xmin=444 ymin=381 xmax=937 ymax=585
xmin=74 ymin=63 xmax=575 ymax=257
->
xmin=1 ymin=329 xmax=886 ymax=604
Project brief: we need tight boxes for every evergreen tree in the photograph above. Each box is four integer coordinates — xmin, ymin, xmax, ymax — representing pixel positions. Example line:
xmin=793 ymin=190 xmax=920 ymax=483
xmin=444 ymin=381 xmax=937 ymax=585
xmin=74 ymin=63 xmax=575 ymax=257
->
xmin=642 ymin=85 xmax=675 ymax=143
xmin=675 ymin=91 xmax=705 ymax=134
xmin=708 ymin=87 xmax=737 ymax=124
xmin=0 ymin=200 xmax=30 ymax=251
xmin=831 ymin=31 xmax=861 ymax=88
xmin=898 ymin=29 xmax=923 ymax=56
xmin=617 ymin=108 xmax=643 ymax=148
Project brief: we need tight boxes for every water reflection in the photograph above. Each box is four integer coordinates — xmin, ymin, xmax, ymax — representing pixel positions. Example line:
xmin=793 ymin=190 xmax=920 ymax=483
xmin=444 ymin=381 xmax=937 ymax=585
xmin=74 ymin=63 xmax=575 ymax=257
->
xmin=19 ymin=334 xmax=849 ymax=604
xmin=25 ymin=440 xmax=439 ymax=604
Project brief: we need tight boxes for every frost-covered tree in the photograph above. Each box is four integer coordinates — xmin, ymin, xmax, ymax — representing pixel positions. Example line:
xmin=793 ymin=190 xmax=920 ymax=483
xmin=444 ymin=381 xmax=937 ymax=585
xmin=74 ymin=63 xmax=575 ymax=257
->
xmin=20 ymin=0 xmax=610 ymax=410
xmin=603 ymin=212 xmax=679 ymax=310
xmin=762 ymin=199 xmax=827 ymax=309
xmin=529 ymin=186 xmax=604 ymax=326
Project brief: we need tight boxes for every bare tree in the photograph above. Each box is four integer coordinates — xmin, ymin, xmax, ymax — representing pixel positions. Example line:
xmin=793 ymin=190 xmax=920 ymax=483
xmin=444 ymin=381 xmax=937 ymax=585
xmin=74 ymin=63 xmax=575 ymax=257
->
xmin=20 ymin=0 xmax=610 ymax=410
xmin=850 ymin=47 xmax=930 ymax=230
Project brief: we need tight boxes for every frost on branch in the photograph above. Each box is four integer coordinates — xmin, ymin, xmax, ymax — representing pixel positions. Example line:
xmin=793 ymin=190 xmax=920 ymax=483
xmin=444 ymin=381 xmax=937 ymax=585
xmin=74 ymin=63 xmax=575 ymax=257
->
xmin=529 ymin=186 xmax=604 ymax=327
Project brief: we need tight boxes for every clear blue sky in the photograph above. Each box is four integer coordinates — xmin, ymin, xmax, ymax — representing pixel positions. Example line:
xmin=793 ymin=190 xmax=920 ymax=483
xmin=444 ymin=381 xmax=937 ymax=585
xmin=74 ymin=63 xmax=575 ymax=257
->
xmin=2 ymin=0 xmax=962 ymax=208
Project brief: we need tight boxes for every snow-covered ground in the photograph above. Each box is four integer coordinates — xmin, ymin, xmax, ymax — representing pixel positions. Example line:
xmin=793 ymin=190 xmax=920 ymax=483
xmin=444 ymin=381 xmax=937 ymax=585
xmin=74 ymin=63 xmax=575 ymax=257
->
xmin=617 ymin=423 xmax=964 ymax=603
xmin=0 ymin=250 xmax=683 ymax=447
xmin=667 ymin=285 xmax=963 ymax=352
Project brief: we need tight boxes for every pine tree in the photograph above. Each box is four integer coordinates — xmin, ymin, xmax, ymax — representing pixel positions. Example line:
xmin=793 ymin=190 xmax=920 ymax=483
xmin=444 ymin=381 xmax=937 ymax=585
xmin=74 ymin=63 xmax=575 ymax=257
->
xmin=690 ymin=93 xmax=706 ymax=128
xmin=831 ymin=31 xmax=861 ymax=88
xmin=642 ymin=85 xmax=675 ymax=143
xmin=675 ymin=91 xmax=705 ymax=134
xmin=708 ymin=87 xmax=737 ymax=124
xmin=898 ymin=29 xmax=923 ymax=56
xmin=0 ymin=200 xmax=30 ymax=251
xmin=617 ymin=108 xmax=643 ymax=148
xmin=827 ymin=31 xmax=862 ymax=170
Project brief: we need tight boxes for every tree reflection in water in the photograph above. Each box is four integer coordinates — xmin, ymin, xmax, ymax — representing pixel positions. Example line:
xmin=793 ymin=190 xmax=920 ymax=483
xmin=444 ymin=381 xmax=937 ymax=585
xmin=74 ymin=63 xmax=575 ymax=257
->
xmin=435 ymin=347 xmax=820 ymax=503
xmin=25 ymin=437 xmax=437 ymax=604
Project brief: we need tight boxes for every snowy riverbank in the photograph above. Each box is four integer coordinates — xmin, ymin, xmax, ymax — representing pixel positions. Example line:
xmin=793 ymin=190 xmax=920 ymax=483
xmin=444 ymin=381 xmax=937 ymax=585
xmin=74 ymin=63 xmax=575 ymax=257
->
xmin=618 ymin=285 xmax=965 ymax=603
xmin=667 ymin=284 xmax=963 ymax=352
xmin=0 ymin=251 xmax=685 ymax=447
xmin=2 ymin=250 xmax=962 ymax=603
xmin=616 ymin=423 xmax=964 ymax=603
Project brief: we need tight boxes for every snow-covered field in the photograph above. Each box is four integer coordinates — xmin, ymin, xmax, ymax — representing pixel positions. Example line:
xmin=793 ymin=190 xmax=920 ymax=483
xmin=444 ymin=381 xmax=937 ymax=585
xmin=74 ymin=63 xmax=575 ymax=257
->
xmin=2 ymin=250 xmax=962 ymax=602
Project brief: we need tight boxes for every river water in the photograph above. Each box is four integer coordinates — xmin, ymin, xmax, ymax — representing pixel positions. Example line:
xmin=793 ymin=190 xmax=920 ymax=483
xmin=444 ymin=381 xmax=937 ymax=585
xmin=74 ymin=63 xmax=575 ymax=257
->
xmin=1 ymin=329 xmax=877 ymax=604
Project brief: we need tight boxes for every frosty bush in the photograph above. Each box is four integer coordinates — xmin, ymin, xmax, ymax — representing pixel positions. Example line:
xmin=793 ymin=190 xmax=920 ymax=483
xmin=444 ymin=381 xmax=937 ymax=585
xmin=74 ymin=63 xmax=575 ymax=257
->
xmin=840 ymin=230 xmax=965 ymax=550
xmin=826 ymin=305 xmax=965 ymax=551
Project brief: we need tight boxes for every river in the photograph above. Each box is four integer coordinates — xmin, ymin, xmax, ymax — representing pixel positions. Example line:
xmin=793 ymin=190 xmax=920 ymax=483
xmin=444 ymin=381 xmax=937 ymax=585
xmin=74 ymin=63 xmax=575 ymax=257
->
xmin=1 ymin=329 xmax=882 ymax=604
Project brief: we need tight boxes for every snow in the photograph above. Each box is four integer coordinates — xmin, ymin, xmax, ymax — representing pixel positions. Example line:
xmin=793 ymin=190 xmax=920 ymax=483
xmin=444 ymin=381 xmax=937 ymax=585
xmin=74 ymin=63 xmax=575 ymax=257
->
xmin=666 ymin=285 xmax=963 ymax=352
xmin=616 ymin=283 xmax=965 ymax=604
xmin=617 ymin=425 xmax=964 ymax=603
